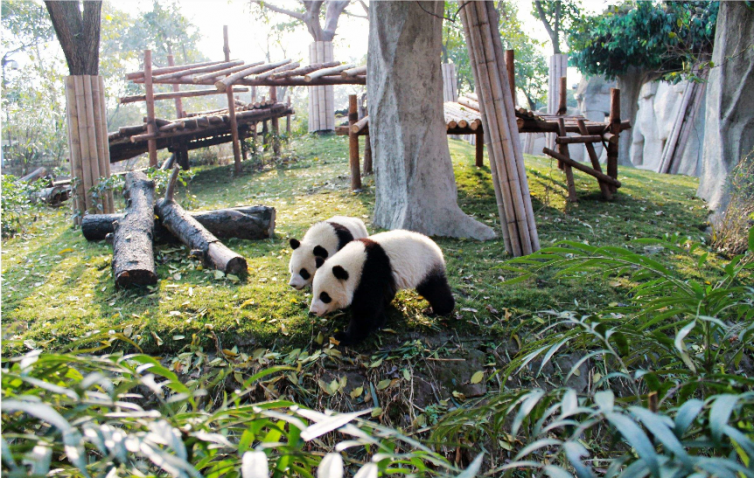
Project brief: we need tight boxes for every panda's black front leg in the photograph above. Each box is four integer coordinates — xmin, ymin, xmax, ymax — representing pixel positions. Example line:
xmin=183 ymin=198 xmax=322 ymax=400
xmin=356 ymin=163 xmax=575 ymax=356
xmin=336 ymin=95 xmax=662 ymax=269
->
xmin=334 ymin=299 xmax=384 ymax=346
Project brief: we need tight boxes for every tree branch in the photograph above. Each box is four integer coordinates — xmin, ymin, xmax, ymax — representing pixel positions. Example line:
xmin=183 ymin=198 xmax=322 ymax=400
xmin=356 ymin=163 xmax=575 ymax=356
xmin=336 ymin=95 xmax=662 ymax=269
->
xmin=322 ymin=0 xmax=350 ymax=40
xmin=250 ymin=0 xmax=305 ymax=20
xmin=534 ymin=1 xmax=559 ymax=55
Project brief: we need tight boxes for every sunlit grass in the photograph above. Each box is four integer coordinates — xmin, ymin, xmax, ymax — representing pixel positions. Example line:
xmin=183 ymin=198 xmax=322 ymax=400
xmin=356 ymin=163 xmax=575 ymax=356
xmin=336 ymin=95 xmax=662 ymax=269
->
xmin=2 ymin=135 xmax=713 ymax=354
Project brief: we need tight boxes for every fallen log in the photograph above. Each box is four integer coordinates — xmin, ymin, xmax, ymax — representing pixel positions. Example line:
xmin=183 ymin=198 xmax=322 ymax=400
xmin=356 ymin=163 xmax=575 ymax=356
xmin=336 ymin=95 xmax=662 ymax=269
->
xmin=20 ymin=167 xmax=49 ymax=184
xmin=156 ymin=168 xmax=248 ymax=275
xmin=31 ymin=184 xmax=71 ymax=206
xmin=82 ymin=205 xmax=276 ymax=242
xmin=112 ymin=171 xmax=158 ymax=287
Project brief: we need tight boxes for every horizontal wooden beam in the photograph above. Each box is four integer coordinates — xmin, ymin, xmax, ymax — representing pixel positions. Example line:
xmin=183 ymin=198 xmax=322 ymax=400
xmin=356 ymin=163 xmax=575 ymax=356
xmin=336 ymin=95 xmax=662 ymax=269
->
xmin=120 ymin=87 xmax=249 ymax=104
xmin=555 ymin=134 xmax=603 ymax=145
xmin=542 ymin=147 xmax=622 ymax=188
xmin=125 ymin=60 xmax=226 ymax=80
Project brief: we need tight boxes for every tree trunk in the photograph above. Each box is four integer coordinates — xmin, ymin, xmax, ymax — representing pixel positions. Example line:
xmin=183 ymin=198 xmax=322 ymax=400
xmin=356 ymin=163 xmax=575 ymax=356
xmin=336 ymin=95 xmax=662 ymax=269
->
xmin=368 ymin=1 xmax=495 ymax=240
xmin=44 ymin=1 xmax=101 ymax=75
xmin=82 ymin=206 xmax=275 ymax=242
xmin=112 ymin=172 xmax=157 ymax=287
xmin=698 ymin=2 xmax=754 ymax=212
xmin=616 ymin=66 xmax=646 ymax=166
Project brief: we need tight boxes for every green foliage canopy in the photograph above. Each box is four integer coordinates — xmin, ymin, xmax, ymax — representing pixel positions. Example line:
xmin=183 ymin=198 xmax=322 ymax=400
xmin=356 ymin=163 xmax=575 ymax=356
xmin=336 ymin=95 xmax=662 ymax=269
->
xmin=568 ymin=1 xmax=719 ymax=81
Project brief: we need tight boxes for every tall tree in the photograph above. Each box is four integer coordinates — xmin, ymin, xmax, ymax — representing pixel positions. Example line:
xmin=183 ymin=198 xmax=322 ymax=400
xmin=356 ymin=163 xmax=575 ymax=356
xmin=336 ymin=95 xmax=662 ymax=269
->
xmin=368 ymin=1 xmax=495 ymax=240
xmin=44 ymin=0 xmax=101 ymax=75
xmin=249 ymin=0 xmax=366 ymax=42
xmin=568 ymin=1 xmax=719 ymax=165
xmin=532 ymin=0 xmax=580 ymax=55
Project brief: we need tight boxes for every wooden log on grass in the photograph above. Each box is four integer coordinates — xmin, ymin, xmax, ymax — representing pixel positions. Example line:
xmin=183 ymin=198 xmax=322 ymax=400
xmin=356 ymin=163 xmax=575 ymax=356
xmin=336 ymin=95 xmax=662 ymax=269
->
xmin=156 ymin=167 xmax=248 ymax=275
xmin=112 ymin=171 xmax=157 ymax=287
xmin=82 ymin=205 xmax=276 ymax=242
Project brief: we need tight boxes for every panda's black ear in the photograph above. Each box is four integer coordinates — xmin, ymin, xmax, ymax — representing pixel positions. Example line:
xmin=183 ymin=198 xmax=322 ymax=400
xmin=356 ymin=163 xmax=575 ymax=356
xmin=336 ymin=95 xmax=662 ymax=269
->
xmin=315 ymin=257 xmax=325 ymax=268
xmin=332 ymin=265 xmax=349 ymax=281
xmin=289 ymin=238 xmax=300 ymax=250
xmin=313 ymin=246 xmax=328 ymax=258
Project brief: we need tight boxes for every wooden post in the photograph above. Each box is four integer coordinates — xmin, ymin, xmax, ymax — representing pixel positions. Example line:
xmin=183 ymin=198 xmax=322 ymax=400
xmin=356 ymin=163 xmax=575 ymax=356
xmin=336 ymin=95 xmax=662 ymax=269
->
xmin=505 ymin=50 xmax=515 ymax=105
xmin=143 ymin=50 xmax=158 ymax=167
xmin=557 ymin=117 xmax=578 ymax=202
xmin=178 ymin=144 xmax=190 ymax=170
xmin=475 ymin=130 xmax=484 ymax=167
xmin=578 ymin=119 xmax=612 ymax=200
xmin=348 ymin=95 xmax=362 ymax=191
xmin=167 ymin=54 xmax=184 ymax=118
xmin=363 ymin=134 xmax=373 ymax=174
xmin=607 ymin=88 xmax=620 ymax=193
xmin=286 ymin=96 xmax=291 ymax=134
xmin=223 ymin=26 xmax=242 ymax=175
xmin=558 ymin=76 xmax=567 ymax=114
xmin=270 ymin=86 xmax=280 ymax=155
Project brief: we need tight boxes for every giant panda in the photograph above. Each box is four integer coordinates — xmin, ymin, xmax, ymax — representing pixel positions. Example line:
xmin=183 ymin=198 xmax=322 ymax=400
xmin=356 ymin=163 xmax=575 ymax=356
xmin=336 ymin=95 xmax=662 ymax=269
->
xmin=288 ymin=216 xmax=369 ymax=290
xmin=309 ymin=230 xmax=455 ymax=345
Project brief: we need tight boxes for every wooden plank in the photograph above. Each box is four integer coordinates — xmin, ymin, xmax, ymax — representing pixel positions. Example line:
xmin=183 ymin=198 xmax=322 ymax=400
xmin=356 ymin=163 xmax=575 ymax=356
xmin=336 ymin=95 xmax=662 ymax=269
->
xmin=126 ymin=60 xmax=225 ymax=80
xmin=143 ymin=50 xmax=158 ymax=167
xmin=152 ymin=60 xmax=243 ymax=82
xmin=215 ymin=59 xmax=292 ymax=92
xmin=120 ymin=87 xmax=249 ymax=104
xmin=543 ymin=147 xmax=621 ymax=187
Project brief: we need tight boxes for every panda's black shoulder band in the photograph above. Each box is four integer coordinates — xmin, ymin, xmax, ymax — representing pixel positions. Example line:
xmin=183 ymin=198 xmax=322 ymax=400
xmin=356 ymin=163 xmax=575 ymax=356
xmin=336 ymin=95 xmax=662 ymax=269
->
xmin=328 ymin=222 xmax=355 ymax=250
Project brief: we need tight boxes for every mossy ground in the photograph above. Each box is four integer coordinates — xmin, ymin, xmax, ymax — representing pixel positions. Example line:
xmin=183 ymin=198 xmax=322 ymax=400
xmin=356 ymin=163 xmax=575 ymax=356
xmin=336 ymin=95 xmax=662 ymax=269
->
xmin=2 ymin=135 xmax=712 ymax=355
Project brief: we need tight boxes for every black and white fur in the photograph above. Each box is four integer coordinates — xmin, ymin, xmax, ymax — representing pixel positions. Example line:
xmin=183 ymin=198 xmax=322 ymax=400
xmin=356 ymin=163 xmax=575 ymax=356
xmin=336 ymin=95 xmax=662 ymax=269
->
xmin=288 ymin=216 xmax=368 ymax=289
xmin=309 ymin=230 xmax=455 ymax=345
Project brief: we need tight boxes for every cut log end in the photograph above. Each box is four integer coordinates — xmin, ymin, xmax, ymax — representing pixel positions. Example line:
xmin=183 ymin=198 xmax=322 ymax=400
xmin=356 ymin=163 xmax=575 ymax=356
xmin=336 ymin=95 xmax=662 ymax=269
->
xmin=115 ymin=269 xmax=157 ymax=288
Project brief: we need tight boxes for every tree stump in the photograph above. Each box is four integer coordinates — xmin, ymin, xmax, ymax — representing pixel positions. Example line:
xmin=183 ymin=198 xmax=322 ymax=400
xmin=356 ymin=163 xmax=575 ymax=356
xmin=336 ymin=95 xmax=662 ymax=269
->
xmin=112 ymin=171 xmax=157 ymax=287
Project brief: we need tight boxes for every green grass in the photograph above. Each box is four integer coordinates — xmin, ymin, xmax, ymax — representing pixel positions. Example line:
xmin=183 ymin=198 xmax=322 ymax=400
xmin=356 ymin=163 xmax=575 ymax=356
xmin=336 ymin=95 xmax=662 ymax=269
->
xmin=2 ymin=135 xmax=712 ymax=354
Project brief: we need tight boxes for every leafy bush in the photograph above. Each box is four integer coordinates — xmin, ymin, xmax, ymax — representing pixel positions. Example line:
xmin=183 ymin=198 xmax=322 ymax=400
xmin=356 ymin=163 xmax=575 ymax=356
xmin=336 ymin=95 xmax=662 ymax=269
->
xmin=1 ymin=340 xmax=477 ymax=478
xmin=1 ymin=174 xmax=46 ymax=238
xmin=432 ymin=237 xmax=754 ymax=474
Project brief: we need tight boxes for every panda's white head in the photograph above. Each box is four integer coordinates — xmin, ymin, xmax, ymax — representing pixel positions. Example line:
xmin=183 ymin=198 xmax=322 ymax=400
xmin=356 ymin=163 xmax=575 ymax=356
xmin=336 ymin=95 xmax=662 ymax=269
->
xmin=288 ymin=238 xmax=329 ymax=289
xmin=310 ymin=262 xmax=353 ymax=317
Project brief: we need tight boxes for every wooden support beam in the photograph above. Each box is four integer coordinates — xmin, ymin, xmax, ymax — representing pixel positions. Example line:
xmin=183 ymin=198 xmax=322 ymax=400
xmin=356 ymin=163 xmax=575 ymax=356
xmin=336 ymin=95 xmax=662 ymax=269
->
xmin=152 ymin=60 xmax=243 ymax=82
xmin=350 ymin=115 xmax=369 ymax=134
xmin=341 ymin=65 xmax=367 ymax=78
xmin=555 ymin=134 xmax=603 ymax=144
xmin=214 ymin=59 xmax=292 ymax=92
xmin=305 ymin=63 xmax=354 ymax=81
xmin=119 ymin=87 xmax=249 ymax=104
xmin=126 ymin=60 xmax=226 ymax=80
xmin=505 ymin=50 xmax=515 ymax=105
xmin=191 ymin=61 xmax=264 ymax=83
xmin=578 ymin=119 xmax=612 ymax=200
xmin=475 ymin=131 xmax=484 ymax=167
xmin=558 ymin=76 xmax=567 ymax=115
xmin=557 ymin=118 xmax=578 ymax=202
xmin=607 ymin=88 xmax=621 ymax=193
xmin=363 ymin=134 xmax=373 ymax=174
xmin=348 ymin=95 xmax=362 ymax=191
xmin=270 ymin=86 xmax=280 ymax=156
xmin=223 ymin=26 xmax=242 ymax=175
xmin=168 ymin=55 xmax=184 ymax=118
xmin=543 ymin=147 xmax=622 ymax=188
xmin=144 ymin=50 xmax=158 ymax=167
xmin=270 ymin=62 xmax=340 ymax=80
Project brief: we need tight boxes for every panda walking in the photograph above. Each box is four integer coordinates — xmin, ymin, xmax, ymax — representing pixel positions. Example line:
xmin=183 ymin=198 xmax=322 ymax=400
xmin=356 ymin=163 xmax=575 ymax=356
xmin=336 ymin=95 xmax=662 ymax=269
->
xmin=309 ymin=230 xmax=455 ymax=345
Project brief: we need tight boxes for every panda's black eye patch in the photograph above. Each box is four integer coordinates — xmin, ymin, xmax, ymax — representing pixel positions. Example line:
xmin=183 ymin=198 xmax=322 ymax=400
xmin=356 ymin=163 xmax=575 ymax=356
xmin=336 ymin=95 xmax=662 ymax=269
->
xmin=299 ymin=268 xmax=310 ymax=280
xmin=319 ymin=292 xmax=332 ymax=303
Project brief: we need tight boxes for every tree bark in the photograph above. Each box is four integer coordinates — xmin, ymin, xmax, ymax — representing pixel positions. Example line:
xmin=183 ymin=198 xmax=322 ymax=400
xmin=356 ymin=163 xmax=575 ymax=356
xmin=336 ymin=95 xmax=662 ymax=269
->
xmin=616 ymin=66 xmax=647 ymax=166
xmin=44 ymin=1 xmax=101 ymax=75
xmin=112 ymin=172 xmax=157 ymax=287
xmin=368 ymin=1 xmax=495 ymax=240
xmin=698 ymin=2 xmax=754 ymax=212
xmin=82 ymin=206 xmax=275 ymax=242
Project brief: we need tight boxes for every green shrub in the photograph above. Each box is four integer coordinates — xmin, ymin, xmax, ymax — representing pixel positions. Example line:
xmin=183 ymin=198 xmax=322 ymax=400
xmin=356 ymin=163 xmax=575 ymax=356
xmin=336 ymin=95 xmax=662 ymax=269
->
xmin=1 ymin=174 xmax=46 ymax=238
xmin=1 ymin=339 xmax=477 ymax=478
xmin=432 ymin=236 xmax=754 ymax=474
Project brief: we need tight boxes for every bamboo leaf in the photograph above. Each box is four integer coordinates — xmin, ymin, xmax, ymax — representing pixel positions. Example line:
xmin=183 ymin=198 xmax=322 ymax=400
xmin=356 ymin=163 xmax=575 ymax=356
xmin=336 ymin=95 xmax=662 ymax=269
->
xmin=605 ymin=413 xmax=660 ymax=477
